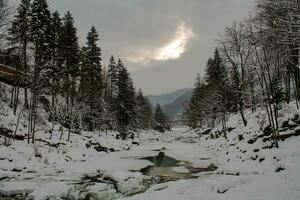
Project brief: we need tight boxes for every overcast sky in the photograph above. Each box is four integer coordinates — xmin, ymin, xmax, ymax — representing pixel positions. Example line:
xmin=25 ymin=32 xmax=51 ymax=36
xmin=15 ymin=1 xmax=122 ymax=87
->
xmin=12 ymin=0 xmax=255 ymax=95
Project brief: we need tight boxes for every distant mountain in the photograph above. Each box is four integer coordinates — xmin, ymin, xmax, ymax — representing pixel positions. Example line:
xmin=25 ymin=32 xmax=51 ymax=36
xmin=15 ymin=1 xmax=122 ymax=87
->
xmin=162 ymin=90 xmax=192 ymax=120
xmin=147 ymin=88 xmax=193 ymax=120
xmin=147 ymin=88 xmax=192 ymax=106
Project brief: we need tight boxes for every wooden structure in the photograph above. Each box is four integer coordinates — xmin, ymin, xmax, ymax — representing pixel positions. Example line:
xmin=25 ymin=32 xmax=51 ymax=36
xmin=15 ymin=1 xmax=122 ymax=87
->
xmin=0 ymin=64 xmax=29 ymax=87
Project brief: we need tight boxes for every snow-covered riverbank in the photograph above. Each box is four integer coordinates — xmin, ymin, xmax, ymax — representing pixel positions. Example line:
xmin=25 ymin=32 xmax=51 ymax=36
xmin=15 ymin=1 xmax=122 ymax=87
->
xmin=0 ymin=127 xmax=215 ymax=199
xmin=1 ymin=103 xmax=300 ymax=199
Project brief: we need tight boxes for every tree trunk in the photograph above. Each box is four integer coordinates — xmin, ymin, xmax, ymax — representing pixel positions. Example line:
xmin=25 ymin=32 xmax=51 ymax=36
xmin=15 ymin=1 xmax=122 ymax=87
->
xmin=294 ymin=69 xmax=300 ymax=101
xmin=238 ymin=96 xmax=247 ymax=126
xmin=67 ymin=129 xmax=71 ymax=141
xmin=10 ymin=86 xmax=15 ymax=108
xmin=293 ymin=76 xmax=299 ymax=109
xmin=13 ymin=86 xmax=20 ymax=114
xmin=239 ymin=107 xmax=247 ymax=127
xmin=59 ymin=127 xmax=64 ymax=140
xmin=23 ymin=37 xmax=29 ymax=108
xmin=27 ymin=102 xmax=31 ymax=144
xmin=49 ymin=123 xmax=54 ymax=140
xmin=285 ymin=70 xmax=291 ymax=104
xmin=13 ymin=106 xmax=24 ymax=141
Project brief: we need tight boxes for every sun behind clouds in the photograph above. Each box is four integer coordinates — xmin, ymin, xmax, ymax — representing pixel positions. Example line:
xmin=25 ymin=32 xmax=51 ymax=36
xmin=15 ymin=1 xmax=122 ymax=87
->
xmin=155 ymin=24 xmax=194 ymax=61
xmin=128 ymin=23 xmax=194 ymax=64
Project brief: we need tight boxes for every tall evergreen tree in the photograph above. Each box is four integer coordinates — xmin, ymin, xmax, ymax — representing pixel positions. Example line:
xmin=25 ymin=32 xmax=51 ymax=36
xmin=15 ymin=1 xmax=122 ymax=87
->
xmin=136 ymin=89 xmax=153 ymax=129
xmin=60 ymin=11 xmax=79 ymax=108
xmin=81 ymin=26 xmax=102 ymax=93
xmin=80 ymin=26 xmax=103 ymax=131
xmin=186 ymin=50 xmax=231 ymax=131
xmin=9 ymin=0 xmax=31 ymax=108
xmin=103 ymin=55 xmax=119 ymax=129
xmin=116 ymin=59 xmax=137 ymax=137
xmin=107 ymin=56 xmax=118 ymax=101
xmin=154 ymin=104 xmax=169 ymax=132
xmin=30 ymin=0 xmax=52 ymax=64
xmin=186 ymin=74 xmax=206 ymax=128
xmin=49 ymin=10 xmax=63 ymax=107
xmin=206 ymin=49 xmax=231 ymax=128
xmin=205 ymin=49 xmax=227 ymax=89
xmin=29 ymin=0 xmax=52 ymax=143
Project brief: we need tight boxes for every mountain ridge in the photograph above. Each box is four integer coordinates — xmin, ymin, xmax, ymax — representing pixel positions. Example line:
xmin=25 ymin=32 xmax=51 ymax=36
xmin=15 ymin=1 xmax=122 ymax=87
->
xmin=147 ymin=88 xmax=192 ymax=107
xmin=147 ymin=88 xmax=193 ymax=120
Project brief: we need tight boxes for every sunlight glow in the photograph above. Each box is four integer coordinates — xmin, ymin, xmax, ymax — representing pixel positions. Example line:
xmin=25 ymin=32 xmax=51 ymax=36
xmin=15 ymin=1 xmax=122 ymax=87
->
xmin=155 ymin=24 xmax=194 ymax=61
xmin=127 ymin=23 xmax=194 ymax=64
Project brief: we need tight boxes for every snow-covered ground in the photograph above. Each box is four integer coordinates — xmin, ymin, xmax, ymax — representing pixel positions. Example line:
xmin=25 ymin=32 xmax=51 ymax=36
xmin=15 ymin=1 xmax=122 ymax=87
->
xmin=1 ymin=101 xmax=300 ymax=199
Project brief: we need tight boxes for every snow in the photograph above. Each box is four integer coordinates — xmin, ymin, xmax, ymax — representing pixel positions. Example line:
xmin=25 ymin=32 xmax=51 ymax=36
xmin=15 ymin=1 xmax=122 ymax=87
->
xmin=172 ymin=166 xmax=189 ymax=173
xmin=0 ymin=181 xmax=37 ymax=196
xmin=0 ymin=99 xmax=300 ymax=199
xmin=27 ymin=182 xmax=69 ymax=200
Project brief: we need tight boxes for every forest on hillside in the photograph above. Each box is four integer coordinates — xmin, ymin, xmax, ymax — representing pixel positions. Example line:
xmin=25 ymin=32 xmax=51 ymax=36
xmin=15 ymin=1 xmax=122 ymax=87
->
xmin=0 ymin=0 xmax=170 ymax=144
xmin=186 ymin=0 xmax=300 ymax=148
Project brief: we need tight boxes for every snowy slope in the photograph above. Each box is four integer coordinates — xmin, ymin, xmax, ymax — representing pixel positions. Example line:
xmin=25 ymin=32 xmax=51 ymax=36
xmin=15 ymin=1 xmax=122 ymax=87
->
xmin=0 ymin=89 xmax=300 ymax=200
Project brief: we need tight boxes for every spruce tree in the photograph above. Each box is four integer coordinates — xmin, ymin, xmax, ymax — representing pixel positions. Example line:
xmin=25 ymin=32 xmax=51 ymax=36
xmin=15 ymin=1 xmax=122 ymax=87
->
xmin=136 ymin=89 xmax=153 ymax=129
xmin=29 ymin=0 xmax=52 ymax=143
xmin=107 ymin=56 xmax=119 ymax=108
xmin=116 ymin=59 xmax=137 ymax=137
xmin=205 ymin=49 xmax=227 ymax=89
xmin=60 ymin=11 xmax=79 ymax=108
xmin=49 ymin=10 xmax=63 ymax=107
xmin=186 ymin=49 xmax=232 ymax=131
xmin=30 ymin=0 xmax=52 ymax=64
xmin=107 ymin=56 xmax=118 ymax=98
xmin=154 ymin=104 xmax=169 ymax=132
xmin=83 ymin=26 xmax=102 ymax=92
xmin=9 ymin=0 xmax=31 ymax=107
xmin=186 ymin=74 xmax=205 ymax=128
xmin=80 ymin=26 xmax=103 ymax=131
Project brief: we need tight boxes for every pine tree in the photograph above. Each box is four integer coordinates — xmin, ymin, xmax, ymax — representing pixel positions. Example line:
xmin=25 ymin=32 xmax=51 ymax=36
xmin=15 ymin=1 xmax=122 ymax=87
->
xmin=154 ymin=104 xmax=169 ymax=132
xmin=9 ymin=0 xmax=31 ymax=108
xmin=107 ymin=56 xmax=119 ymax=107
xmin=30 ymin=0 xmax=52 ymax=64
xmin=116 ymin=59 xmax=137 ymax=138
xmin=80 ymin=26 xmax=103 ymax=131
xmin=186 ymin=74 xmax=206 ymax=128
xmin=82 ymin=26 xmax=102 ymax=94
xmin=29 ymin=0 xmax=52 ymax=143
xmin=186 ymin=50 xmax=232 ymax=132
xmin=136 ymin=89 xmax=153 ymax=129
xmin=205 ymin=49 xmax=227 ymax=89
xmin=49 ymin=10 xmax=63 ymax=107
xmin=79 ymin=46 xmax=87 ymax=97
xmin=60 ymin=11 xmax=79 ymax=108
xmin=107 ymin=56 xmax=118 ymax=98
xmin=206 ymin=49 xmax=231 ymax=129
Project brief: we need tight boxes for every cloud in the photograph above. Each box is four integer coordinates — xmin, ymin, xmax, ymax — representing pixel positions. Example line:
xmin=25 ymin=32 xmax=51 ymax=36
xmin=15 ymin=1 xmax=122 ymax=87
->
xmin=127 ymin=23 xmax=194 ymax=64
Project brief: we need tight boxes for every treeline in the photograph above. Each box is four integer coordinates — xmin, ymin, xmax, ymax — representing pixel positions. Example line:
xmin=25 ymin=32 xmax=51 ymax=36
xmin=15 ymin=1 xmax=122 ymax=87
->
xmin=186 ymin=0 xmax=300 ymax=147
xmin=0 ymin=0 xmax=158 ymax=142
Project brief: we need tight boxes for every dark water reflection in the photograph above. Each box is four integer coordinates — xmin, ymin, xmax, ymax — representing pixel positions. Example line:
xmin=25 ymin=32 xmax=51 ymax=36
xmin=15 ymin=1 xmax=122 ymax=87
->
xmin=139 ymin=152 xmax=217 ymax=183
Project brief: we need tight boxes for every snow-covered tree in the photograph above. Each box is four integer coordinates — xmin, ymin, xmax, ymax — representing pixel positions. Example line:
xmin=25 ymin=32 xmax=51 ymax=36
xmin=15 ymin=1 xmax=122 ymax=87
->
xmin=154 ymin=104 xmax=170 ymax=132
xmin=60 ymin=11 xmax=79 ymax=108
xmin=116 ymin=59 xmax=137 ymax=138
xmin=9 ymin=0 xmax=31 ymax=108
xmin=29 ymin=0 xmax=52 ymax=143
xmin=80 ymin=26 xmax=103 ymax=131
xmin=136 ymin=89 xmax=153 ymax=130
